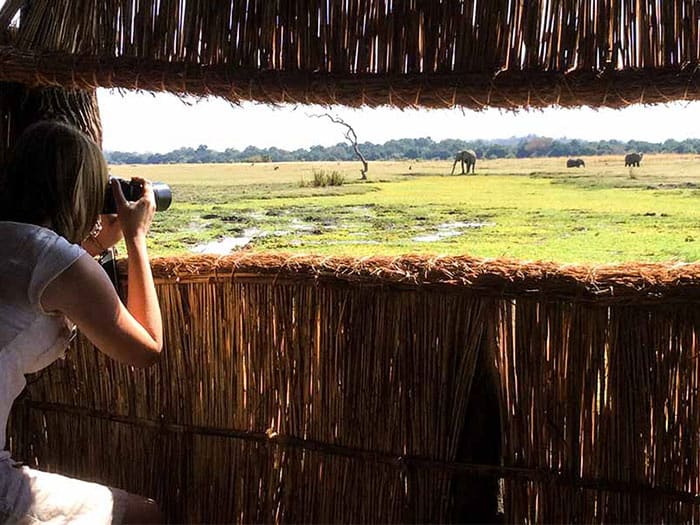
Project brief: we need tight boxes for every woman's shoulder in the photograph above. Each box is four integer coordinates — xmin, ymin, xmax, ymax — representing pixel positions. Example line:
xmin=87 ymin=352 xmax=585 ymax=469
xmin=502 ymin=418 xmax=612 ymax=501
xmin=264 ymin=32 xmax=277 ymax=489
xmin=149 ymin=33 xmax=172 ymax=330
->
xmin=0 ymin=221 xmax=77 ymax=252
xmin=0 ymin=221 xmax=85 ymax=277
xmin=0 ymin=221 xmax=86 ymax=311
xmin=0 ymin=220 xmax=60 ymax=238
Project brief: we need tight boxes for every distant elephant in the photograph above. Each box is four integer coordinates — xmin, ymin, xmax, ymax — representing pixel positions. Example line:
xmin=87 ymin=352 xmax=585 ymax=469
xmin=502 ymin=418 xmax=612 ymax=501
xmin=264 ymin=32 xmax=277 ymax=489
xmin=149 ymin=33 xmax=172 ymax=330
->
xmin=625 ymin=152 xmax=643 ymax=167
xmin=566 ymin=158 xmax=585 ymax=168
xmin=451 ymin=149 xmax=477 ymax=175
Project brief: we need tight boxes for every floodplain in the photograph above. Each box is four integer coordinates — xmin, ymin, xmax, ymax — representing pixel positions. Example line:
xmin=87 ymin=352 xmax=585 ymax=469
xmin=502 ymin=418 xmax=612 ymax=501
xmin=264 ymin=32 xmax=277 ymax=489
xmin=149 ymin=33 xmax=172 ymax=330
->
xmin=109 ymin=154 xmax=700 ymax=264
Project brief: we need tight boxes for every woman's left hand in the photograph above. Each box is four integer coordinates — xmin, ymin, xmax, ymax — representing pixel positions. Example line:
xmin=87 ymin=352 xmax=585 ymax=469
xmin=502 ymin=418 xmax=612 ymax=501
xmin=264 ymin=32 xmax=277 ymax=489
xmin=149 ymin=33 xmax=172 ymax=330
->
xmin=96 ymin=214 xmax=124 ymax=249
xmin=83 ymin=214 xmax=124 ymax=256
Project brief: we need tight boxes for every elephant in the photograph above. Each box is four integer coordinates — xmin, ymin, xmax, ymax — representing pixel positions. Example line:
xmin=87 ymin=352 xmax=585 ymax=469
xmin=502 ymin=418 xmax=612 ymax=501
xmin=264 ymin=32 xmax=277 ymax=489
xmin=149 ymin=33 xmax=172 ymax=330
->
xmin=566 ymin=158 xmax=585 ymax=168
xmin=625 ymin=152 xmax=643 ymax=167
xmin=451 ymin=149 xmax=477 ymax=174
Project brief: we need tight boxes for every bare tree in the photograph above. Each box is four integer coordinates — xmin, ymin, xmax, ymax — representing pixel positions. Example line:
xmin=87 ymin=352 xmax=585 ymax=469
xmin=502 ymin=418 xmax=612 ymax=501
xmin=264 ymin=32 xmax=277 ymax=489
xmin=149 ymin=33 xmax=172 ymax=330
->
xmin=310 ymin=113 xmax=368 ymax=180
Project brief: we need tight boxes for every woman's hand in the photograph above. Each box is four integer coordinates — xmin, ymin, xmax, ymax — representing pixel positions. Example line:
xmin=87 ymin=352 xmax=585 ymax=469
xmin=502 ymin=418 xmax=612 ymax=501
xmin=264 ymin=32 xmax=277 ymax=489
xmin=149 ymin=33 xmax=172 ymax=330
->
xmin=98 ymin=213 xmax=124 ymax=247
xmin=112 ymin=177 xmax=156 ymax=242
xmin=82 ymin=214 xmax=123 ymax=256
xmin=50 ymin=176 xmax=164 ymax=368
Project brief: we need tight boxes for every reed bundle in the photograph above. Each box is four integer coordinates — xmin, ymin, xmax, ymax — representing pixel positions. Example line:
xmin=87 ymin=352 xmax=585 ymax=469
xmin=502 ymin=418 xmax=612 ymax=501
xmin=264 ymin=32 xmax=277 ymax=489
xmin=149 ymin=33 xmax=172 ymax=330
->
xmin=0 ymin=0 xmax=699 ymax=108
xmin=0 ymin=82 xmax=101 ymax=170
xmin=8 ymin=253 xmax=700 ymax=523
xmin=147 ymin=253 xmax=700 ymax=303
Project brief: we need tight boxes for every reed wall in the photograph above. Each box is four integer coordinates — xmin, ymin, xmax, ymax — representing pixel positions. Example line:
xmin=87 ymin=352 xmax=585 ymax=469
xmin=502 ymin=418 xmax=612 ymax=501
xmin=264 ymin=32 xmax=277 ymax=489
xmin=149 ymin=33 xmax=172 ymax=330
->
xmin=0 ymin=83 xmax=102 ymax=171
xmin=8 ymin=254 xmax=700 ymax=523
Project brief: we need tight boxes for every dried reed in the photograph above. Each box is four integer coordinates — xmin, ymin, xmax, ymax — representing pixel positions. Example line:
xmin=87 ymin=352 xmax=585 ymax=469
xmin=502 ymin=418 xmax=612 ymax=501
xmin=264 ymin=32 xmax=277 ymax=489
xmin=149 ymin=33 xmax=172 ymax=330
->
xmin=8 ymin=253 xmax=700 ymax=523
xmin=0 ymin=82 xmax=101 ymax=170
xmin=0 ymin=0 xmax=698 ymax=108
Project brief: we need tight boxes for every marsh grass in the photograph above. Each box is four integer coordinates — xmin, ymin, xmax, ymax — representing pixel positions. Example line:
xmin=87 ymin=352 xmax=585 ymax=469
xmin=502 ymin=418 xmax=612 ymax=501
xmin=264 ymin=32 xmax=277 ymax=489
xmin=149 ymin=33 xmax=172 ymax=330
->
xmin=109 ymin=155 xmax=700 ymax=263
xmin=308 ymin=168 xmax=345 ymax=187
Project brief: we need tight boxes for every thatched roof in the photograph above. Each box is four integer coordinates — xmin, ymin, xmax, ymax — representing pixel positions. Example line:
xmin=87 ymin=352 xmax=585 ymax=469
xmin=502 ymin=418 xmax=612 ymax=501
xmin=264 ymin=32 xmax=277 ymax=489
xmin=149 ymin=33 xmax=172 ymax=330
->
xmin=0 ymin=0 xmax=698 ymax=109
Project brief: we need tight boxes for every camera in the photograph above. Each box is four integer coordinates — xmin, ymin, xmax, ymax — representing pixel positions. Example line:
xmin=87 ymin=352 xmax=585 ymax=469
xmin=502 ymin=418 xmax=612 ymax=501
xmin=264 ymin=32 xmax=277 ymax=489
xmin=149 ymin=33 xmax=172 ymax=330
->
xmin=102 ymin=177 xmax=172 ymax=214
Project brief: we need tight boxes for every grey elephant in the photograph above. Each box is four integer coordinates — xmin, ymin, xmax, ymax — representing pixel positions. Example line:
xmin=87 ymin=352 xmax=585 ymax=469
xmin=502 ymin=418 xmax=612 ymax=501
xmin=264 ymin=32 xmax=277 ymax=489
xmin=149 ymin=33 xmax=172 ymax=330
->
xmin=451 ymin=149 xmax=477 ymax=174
xmin=566 ymin=158 xmax=585 ymax=168
xmin=625 ymin=152 xmax=643 ymax=167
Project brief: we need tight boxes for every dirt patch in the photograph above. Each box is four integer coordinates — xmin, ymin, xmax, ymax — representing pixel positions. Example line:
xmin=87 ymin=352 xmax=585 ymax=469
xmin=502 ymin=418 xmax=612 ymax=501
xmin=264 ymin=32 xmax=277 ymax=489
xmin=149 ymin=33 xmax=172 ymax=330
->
xmin=647 ymin=182 xmax=699 ymax=190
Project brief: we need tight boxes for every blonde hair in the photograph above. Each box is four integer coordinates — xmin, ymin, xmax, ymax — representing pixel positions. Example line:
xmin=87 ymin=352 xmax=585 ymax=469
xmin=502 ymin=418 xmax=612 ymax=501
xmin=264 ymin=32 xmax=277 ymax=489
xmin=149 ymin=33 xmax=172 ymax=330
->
xmin=0 ymin=120 xmax=108 ymax=243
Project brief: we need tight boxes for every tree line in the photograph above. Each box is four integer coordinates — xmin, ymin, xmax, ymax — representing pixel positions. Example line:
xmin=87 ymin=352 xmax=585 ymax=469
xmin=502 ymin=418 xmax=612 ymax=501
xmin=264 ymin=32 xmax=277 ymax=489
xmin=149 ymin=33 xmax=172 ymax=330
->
xmin=105 ymin=136 xmax=700 ymax=164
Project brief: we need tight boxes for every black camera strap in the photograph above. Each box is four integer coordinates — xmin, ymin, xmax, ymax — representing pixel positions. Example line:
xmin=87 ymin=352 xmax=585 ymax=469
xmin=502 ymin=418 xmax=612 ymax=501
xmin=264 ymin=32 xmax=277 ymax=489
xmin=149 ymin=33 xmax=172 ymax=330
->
xmin=98 ymin=248 xmax=124 ymax=299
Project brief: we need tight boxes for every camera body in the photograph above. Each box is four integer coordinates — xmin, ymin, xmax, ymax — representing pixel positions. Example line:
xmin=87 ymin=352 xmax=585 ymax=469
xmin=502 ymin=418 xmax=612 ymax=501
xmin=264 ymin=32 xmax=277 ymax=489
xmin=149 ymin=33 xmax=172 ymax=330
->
xmin=102 ymin=177 xmax=172 ymax=214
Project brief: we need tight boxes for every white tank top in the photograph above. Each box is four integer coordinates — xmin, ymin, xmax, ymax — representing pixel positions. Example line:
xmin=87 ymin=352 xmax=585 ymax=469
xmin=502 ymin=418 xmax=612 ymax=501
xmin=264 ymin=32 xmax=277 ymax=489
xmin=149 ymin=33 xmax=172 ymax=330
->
xmin=0 ymin=222 xmax=85 ymax=461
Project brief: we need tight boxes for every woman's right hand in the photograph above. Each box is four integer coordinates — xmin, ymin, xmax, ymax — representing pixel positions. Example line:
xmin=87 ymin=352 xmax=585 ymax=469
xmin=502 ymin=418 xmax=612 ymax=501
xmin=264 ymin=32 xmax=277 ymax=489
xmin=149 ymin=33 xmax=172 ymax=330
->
xmin=112 ymin=177 xmax=156 ymax=241
xmin=43 ymin=176 xmax=163 ymax=369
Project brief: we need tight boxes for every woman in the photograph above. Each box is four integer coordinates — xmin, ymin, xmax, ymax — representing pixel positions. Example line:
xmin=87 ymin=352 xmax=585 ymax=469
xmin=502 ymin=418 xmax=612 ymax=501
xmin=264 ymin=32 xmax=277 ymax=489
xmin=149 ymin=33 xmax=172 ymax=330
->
xmin=0 ymin=121 xmax=163 ymax=523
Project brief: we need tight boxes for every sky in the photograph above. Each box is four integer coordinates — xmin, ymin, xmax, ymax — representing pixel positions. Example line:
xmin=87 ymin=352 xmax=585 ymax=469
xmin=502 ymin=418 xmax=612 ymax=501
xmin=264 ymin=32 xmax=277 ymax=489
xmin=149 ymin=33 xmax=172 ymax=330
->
xmin=97 ymin=89 xmax=700 ymax=154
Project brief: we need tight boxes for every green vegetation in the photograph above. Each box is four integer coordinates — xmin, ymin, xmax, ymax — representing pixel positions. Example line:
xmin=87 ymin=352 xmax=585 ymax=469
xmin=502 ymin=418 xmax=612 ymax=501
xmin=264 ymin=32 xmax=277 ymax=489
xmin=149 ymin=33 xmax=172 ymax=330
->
xmin=109 ymin=155 xmax=700 ymax=264
xmin=301 ymin=169 xmax=346 ymax=187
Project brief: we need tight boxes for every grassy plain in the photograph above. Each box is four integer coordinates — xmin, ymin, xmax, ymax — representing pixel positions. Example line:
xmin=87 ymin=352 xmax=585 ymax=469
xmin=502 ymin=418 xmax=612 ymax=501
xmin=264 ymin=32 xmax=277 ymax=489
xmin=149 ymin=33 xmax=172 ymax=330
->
xmin=109 ymin=155 xmax=700 ymax=264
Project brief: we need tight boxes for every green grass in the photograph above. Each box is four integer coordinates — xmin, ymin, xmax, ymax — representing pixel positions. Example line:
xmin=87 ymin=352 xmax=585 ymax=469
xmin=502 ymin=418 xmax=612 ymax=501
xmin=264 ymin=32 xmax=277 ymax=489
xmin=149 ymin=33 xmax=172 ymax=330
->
xmin=109 ymin=155 xmax=700 ymax=263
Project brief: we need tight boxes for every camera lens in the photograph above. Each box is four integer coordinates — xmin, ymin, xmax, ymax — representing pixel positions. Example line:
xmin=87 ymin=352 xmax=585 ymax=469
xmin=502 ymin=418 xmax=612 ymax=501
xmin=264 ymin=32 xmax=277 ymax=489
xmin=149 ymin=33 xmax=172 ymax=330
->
xmin=152 ymin=182 xmax=172 ymax=212
xmin=102 ymin=178 xmax=172 ymax=214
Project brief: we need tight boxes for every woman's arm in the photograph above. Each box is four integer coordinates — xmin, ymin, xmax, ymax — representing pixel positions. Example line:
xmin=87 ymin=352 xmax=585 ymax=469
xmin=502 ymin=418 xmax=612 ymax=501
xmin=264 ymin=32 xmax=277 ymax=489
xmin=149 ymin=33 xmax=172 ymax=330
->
xmin=122 ymin=231 xmax=162 ymax=350
xmin=42 ymin=177 xmax=163 ymax=368
xmin=42 ymin=253 xmax=162 ymax=367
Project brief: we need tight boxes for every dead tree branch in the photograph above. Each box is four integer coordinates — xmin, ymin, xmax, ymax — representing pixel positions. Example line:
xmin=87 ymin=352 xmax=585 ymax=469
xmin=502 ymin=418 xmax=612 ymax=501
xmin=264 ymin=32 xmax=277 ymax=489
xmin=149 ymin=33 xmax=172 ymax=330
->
xmin=309 ymin=113 xmax=368 ymax=180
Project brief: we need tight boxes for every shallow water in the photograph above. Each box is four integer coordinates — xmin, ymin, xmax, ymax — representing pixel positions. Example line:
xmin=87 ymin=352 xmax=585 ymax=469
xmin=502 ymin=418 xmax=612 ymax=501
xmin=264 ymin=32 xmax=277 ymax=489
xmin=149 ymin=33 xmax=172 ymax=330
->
xmin=413 ymin=221 xmax=493 ymax=242
xmin=191 ymin=228 xmax=262 ymax=254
